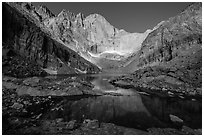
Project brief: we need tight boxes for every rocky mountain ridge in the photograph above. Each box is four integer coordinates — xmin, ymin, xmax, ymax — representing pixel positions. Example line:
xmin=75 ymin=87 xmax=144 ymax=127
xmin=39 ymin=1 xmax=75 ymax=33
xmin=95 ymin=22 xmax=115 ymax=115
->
xmin=124 ymin=2 xmax=201 ymax=72
xmin=111 ymin=2 xmax=202 ymax=95
xmin=3 ymin=2 xmax=202 ymax=91
xmin=2 ymin=2 xmax=202 ymax=135
xmin=3 ymin=2 xmax=100 ymax=76
xmin=6 ymin=2 xmax=163 ymax=70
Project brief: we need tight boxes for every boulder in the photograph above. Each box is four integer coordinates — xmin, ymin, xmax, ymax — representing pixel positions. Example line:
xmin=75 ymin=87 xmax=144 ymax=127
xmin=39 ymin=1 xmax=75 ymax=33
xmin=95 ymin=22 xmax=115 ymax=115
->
xmin=169 ymin=114 xmax=183 ymax=123
xmin=23 ymin=77 xmax=40 ymax=86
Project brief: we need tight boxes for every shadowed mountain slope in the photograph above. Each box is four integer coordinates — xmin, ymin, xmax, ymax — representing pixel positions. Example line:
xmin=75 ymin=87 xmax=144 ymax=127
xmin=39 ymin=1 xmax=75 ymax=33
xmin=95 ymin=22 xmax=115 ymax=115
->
xmin=112 ymin=3 xmax=202 ymax=95
xmin=2 ymin=2 xmax=100 ymax=77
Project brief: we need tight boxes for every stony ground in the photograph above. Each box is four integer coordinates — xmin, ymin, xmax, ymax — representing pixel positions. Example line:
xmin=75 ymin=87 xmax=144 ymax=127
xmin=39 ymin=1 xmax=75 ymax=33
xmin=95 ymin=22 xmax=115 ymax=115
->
xmin=2 ymin=2 xmax=202 ymax=135
xmin=2 ymin=75 xmax=202 ymax=135
xmin=110 ymin=66 xmax=202 ymax=97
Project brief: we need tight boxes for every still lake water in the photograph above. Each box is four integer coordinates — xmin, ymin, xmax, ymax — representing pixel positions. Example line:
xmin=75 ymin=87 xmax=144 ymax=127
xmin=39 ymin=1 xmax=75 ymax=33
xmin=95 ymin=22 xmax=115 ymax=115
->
xmin=43 ymin=74 xmax=202 ymax=130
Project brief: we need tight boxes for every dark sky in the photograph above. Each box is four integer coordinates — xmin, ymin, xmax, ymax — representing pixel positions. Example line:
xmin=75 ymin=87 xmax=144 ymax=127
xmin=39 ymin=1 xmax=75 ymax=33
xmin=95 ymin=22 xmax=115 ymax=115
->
xmin=33 ymin=2 xmax=192 ymax=33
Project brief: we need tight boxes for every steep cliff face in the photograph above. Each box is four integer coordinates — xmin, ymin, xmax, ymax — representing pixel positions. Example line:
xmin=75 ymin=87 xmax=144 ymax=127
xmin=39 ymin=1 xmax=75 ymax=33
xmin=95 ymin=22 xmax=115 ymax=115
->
xmin=4 ymin=2 xmax=169 ymax=71
xmin=37 ymin=7 xmax=153 ymax=66
xmin=2 ymin=2 xmax=100 ymax=77
xmin=5 ymin=2 xmax=152 ymax=70
xmin=114 ymin=3 xmax=202 ymax=94
xmin=3 ymin=2 xmax=202 ymax=82
xmin=124 ymin=3 xmax=201 ymax=71
xmin=35 ymin=5 xmax=55 ymax=20
xmin=138 ymin=3 xmax=201 ymax=67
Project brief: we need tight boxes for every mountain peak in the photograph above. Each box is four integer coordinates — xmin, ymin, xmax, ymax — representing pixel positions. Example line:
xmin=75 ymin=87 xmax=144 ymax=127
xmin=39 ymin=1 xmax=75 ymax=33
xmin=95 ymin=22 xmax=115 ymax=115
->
xmin=14 ymin=2 xmax=35 ymax=12
xmin=76 ymin=12 xmax=85 ymax=19
xmin=58 ymin=9 xmax=76 ymax=20
xmin=85 ymin=13 xmax=107 ymax=23
xmin=36 ymin=5 xmax=55 ymax=19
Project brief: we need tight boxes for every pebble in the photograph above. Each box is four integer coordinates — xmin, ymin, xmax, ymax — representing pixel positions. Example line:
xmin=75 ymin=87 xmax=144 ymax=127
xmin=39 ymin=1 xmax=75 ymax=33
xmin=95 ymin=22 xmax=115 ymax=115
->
xmin=179 ymin=96 xmax=184 ymax=99
xmin=82 ymin=119 xmax=99 ymax=129
xmin=138 ymin=92 xmax=150 ymax=96
xmin=168 ymin=91 xmax=174 ymax=95
xmin=11 ymin=102 xmax=23 ymax=109
xmin=36 ymin=113 xmax=42 ymax=119
xmin=66 ymin=120 xmax=77 ymax=130
xmin=56 ymin=118 xmax=63 ymax=123
xmin=169 ymin=114 xmax=183 ymax=123
xmin=48 ymin=86 xmax=52 ymax=89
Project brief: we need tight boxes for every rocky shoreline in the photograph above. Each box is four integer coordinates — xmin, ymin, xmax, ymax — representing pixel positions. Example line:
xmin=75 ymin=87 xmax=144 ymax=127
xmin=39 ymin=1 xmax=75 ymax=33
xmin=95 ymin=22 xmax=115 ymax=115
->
xmin=109 ymin=67 xmax=202 ymax=97
xmin=2 ymin=2 xmax=202 ymax=135
xmin=2 ymin=75 xmax=202 ymax=135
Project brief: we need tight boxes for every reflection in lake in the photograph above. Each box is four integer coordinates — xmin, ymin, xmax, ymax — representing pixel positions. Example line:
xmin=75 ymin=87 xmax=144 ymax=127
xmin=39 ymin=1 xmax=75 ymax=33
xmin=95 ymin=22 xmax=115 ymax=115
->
xmin=44 ymin=74 xmax=202 ymax=130
xmin=90 ymin=74 xmax=137 ymax=95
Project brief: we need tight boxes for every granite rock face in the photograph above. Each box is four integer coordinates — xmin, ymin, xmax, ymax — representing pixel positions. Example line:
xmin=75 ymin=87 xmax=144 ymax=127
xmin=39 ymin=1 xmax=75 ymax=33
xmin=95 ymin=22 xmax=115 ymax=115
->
xmin=2 ymin=2 xmax=168 ymax=71
xmin=3 ymin=2 xmax=201 ymax=72
xmin=35 ymin=5 xmax=55 ymax=21
xmin=113 ymin=3 xmax=202 ymax=94
xmin=2 ymin=2 xmax=202 ymax=93
xmin=51 ymin=12 xmax=151 ymax=58
xmin=133 ymin=2 xmax=202 ymax=69
xmin=27 ymin=3 xmax=153 ymax=68
xmin=2 ymin=2 xmax=100 ymax=76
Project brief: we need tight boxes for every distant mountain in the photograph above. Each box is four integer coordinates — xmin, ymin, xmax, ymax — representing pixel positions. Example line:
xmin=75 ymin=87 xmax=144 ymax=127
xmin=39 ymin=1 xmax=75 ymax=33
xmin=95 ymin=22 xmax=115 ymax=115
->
xmin=123 ymin=2 xmax=201 ymax=72
xmin=2 ymin=2 xmax=202 ymax=83
xmin=39 ymin=7 xmax=152 ymax=58
xmin=2 ymin=2 xmax=100 ymax=77
xmin=112 ymin=3 xmax=202 ymax=94
xmin=4 ymin=2 xmax=157 ymax=70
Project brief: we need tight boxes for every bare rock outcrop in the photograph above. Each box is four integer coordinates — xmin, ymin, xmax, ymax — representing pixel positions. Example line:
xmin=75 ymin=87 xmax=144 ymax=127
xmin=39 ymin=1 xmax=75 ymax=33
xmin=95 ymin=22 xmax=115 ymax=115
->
xmin=113 ymin=3 xmax=202 ymax=94
xmin=2 ymin=2 xmax=100 ymax=77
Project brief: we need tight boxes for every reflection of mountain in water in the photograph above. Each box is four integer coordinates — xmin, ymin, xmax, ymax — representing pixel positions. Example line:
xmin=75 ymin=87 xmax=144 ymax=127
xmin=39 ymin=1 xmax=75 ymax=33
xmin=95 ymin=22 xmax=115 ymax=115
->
xmin=45 ymin=94 xmax=170 ymax=130
xmin=90 ymin=75 xmax=136 ymax=95
xmin=91 ymin=75 xmax=115 ymax=91
xmin=43 ymin=74 xmax=201 ymax=130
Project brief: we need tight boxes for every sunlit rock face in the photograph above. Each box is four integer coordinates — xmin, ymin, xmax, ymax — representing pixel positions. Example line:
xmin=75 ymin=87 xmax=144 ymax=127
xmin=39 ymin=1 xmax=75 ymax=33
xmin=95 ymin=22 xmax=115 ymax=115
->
xmin=37 ymin=9 xmax=153 ymax=64
xmin=123 ymin=3 xmax=202 ymax=72
xmin=2 ymin=2 xmax=164 ymax=71
xmin=3 ymin=2 xmax=154 ymax=71
xmin=2 ymin=2 xmax=100 ymax=76
xmin=114 ymin=3 xmax=202 ymax=94
xmin=35 ymin=8 xmax=154 ymax=70
xmin=3 ymin=2 xmax=202 ymax=74
xmin=84 ymin=14 xmax=118 ymax=47
xmin=42 ymin=12 xmax=150 ymax=59
xmin=36 ymin=5 xmax=55 ymax=21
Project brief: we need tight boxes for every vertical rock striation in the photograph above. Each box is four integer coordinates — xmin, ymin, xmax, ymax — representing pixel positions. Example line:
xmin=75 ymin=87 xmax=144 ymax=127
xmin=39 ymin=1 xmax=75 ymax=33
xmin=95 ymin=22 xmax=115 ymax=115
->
xmin=116 ymin=3 xmax=202 ymax=94
xmin=2 ymin=2 xmax=100 ymax=77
